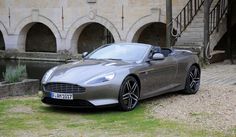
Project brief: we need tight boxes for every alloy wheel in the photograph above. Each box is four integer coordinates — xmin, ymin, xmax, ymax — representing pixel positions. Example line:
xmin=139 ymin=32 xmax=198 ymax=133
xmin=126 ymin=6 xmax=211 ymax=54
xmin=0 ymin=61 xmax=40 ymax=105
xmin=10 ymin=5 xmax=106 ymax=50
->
xmin=189 ymin=67 xmax=200 ymax=91
xmin=119 ymin=76 xmax=139 ymax=110
xmin=183 ymin=65 xmax=201 ymax=94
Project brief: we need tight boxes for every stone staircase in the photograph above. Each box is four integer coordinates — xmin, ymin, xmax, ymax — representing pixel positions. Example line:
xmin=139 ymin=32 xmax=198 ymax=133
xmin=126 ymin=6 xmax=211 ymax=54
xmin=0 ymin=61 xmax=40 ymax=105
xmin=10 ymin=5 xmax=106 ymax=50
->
xmin=174 ymin=7 xmax=204 ymax=53
xmin=173 ymin=0 xmax=227 ymax=56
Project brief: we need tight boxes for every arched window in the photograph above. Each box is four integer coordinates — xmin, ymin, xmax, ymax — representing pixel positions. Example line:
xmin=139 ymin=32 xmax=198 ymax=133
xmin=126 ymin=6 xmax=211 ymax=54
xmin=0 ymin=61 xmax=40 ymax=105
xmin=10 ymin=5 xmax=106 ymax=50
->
xmin=77 ymin=23 xmax=114 ymax=53
xmin=26 ymin=23 xmax=56 ymax=52
xmin=132 ymin=22 xmax=167 ymax=47
xmin=0 ymin=31 xmax=5 ymax=50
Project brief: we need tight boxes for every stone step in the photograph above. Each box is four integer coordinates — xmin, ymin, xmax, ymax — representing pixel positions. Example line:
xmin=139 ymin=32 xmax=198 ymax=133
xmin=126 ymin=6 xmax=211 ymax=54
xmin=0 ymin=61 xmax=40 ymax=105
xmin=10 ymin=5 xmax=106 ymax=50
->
xmin=181 ymin=32 xmax=203 ymax=38
xmin=174 ymin=43 xmax=202 ymax=54
xmin=183 ymin=28 xmax=203 ymax=32
xmin=176 ymin=39 xmax=204 ymax=43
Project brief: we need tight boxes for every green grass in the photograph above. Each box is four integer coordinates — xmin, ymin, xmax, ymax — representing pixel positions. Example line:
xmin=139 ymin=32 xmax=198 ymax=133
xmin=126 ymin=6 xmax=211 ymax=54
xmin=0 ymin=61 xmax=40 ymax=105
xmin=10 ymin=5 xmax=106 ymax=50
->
xmin=0 ymin=97 xmax=234 ymax=137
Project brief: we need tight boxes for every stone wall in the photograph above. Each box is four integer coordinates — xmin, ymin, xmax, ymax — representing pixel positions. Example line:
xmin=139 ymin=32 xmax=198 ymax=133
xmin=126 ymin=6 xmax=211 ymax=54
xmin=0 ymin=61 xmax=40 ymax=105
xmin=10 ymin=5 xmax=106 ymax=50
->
xmin=0 ymin=79 xmax=39 ymax=98
xmin=0 ymin=0 xmax=191 ymax=54
xmin=0 ymin=0 xmax=228 ymax=55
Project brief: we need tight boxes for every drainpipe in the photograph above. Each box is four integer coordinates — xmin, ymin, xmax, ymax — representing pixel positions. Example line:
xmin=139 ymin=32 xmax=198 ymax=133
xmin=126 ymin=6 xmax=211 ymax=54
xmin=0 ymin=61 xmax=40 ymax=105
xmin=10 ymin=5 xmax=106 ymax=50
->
xmin=166 ymin=0 xmax=172 ymax=48
xmin=203 ymin=0 xmax=210 ymax=63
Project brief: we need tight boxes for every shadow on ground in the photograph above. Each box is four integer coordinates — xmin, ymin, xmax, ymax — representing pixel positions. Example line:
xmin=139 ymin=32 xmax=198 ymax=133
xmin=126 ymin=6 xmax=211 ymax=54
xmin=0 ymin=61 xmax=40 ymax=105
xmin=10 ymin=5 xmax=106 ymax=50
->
xmin=40 ymin=90 xmax=183 ymax=114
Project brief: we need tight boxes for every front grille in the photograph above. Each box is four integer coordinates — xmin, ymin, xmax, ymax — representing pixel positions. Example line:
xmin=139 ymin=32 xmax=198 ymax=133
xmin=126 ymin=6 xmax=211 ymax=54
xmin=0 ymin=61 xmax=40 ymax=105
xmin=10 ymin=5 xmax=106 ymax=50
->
xmin=44 ymin=83 xmax=86 ymax=93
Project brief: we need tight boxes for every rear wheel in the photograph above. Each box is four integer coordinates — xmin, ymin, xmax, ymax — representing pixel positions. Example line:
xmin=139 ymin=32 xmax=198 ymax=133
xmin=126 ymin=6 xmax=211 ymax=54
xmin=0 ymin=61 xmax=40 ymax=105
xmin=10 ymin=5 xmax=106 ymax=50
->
xmin=183 ymin=65 xmax=201 ymax=94
xmin=118 ymin=76 xmax=140 ymax=111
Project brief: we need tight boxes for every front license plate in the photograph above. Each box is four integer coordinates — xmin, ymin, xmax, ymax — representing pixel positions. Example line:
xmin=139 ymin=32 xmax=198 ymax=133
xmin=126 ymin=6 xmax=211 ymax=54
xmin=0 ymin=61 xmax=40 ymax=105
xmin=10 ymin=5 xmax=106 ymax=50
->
xmin=50 ymin=92 xmax=73 ymax=100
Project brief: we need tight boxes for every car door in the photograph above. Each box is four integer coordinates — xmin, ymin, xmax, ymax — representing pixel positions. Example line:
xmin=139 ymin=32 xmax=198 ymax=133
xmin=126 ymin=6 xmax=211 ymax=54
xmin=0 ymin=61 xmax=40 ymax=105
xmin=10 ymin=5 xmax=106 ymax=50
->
xmin=139 ymin=52 xmax=178 ymax=98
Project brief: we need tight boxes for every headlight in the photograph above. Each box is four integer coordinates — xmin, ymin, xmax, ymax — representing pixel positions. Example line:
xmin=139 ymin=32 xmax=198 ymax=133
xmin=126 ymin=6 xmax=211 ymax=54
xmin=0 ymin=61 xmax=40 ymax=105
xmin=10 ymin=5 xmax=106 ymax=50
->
xmin=85 ymin=72 xmax=115 ymax=85
xmin=41 ymin=67 xmax=57 ymax=83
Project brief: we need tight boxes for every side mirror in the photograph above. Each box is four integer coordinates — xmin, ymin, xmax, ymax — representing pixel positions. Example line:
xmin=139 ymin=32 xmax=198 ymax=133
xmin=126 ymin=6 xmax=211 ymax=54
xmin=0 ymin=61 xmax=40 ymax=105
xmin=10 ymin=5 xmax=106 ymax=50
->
xmin=82 ymin=52 xmax=88 ymax=58
xmin=152 ymin=53 xmax=165 ymax=60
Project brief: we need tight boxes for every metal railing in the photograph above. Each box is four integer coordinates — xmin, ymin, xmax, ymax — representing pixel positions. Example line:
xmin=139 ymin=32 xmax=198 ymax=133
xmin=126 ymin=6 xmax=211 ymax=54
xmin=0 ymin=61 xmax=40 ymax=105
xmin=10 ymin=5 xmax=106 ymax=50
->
xmin=209 ymin=0 xmax=228 ymax=35
xmin=173 ymin=0 xmax=204 ymax=36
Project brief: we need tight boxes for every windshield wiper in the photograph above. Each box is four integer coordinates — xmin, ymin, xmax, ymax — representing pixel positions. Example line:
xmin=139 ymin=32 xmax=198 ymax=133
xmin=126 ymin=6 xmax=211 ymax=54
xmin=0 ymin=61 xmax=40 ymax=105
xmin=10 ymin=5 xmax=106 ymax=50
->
xmin=103 ymin=58 xmax=122 ymax=61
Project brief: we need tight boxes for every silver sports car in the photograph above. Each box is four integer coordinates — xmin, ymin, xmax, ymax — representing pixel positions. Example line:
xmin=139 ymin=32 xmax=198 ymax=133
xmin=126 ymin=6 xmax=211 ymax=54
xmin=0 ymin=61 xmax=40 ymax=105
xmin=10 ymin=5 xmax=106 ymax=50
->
xmin=41 ymin=43 xmax=201 ymax=111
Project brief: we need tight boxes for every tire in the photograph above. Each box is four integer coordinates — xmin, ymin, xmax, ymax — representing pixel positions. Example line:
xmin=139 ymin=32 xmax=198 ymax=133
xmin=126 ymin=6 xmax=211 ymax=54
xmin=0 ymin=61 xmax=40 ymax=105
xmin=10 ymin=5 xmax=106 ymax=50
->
xmin=183 ymin=65 xmax=201 ymax=94
xmin=118 ymin=76 xmax=140 ymax=111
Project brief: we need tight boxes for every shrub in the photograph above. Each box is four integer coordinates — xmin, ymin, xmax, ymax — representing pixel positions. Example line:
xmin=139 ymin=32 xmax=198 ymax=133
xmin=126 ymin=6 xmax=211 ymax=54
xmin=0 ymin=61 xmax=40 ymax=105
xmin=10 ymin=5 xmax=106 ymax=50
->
xmin=2 ymin=64 xmax=27 ymax=83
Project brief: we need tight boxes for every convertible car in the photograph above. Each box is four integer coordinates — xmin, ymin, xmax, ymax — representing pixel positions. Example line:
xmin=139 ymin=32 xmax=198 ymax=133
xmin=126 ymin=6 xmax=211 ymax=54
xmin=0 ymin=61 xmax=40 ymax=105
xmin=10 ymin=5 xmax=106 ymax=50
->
xmin=41 ymin=43 xmax=201 ymax=111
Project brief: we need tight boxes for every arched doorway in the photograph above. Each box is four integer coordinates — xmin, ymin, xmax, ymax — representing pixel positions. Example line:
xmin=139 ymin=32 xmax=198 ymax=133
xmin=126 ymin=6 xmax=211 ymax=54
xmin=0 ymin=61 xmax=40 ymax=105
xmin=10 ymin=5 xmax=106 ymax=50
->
xmin=77 ymin=23 xmax=114 ymax=53
xmin=132 ymin=22 xmax=166 ymax=47
xmin=0 ymin=31 xmax=5 ymax=50
xmin=25 ymin=23 xmax=56 ymax=52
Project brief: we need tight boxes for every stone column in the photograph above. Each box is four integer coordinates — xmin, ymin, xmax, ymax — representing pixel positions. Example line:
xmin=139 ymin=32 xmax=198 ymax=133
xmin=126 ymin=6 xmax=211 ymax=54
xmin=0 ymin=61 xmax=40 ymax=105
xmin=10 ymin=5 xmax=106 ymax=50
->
xmin=166 ymin=0 xmax=172 ymax=48
xmin=203 ymin=0 xmax=210 ymax=62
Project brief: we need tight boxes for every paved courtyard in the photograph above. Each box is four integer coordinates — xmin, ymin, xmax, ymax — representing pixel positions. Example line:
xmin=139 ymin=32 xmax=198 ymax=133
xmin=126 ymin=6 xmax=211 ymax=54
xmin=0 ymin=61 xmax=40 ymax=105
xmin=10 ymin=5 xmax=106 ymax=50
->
xmin=149 ymin=61 xmax=236 ymax=134
xmin=201 ymin=61 xmax=236 ymax=86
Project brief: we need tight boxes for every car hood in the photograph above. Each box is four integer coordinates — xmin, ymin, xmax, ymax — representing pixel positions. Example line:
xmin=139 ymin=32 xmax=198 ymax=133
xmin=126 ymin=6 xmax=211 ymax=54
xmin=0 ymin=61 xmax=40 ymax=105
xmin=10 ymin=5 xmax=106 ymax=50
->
xmin=46 ymin=59 xmax=132 ymax=84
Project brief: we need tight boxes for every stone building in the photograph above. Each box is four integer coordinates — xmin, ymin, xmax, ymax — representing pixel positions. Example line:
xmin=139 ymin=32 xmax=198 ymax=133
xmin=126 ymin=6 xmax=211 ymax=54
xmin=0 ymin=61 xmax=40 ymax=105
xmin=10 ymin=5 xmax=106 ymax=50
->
xmin=0 ymin=0 xmax=235 ymax=62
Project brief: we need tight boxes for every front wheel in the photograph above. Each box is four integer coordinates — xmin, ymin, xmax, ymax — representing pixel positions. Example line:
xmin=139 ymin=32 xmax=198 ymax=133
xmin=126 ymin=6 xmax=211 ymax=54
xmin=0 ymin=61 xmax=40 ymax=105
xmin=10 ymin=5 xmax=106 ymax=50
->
xmin=118 ymin=76 xmax=140 ymax=111
xmin=183 ymin=65 xmax=201 ymax=94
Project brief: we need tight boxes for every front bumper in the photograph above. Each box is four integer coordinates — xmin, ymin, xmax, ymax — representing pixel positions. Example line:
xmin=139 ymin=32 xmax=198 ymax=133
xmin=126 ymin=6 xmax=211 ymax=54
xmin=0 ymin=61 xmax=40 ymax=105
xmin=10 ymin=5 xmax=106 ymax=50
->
xmin=42 ymin=97 xmax=95 ymax=108
xmin=41 ymin=82 xmax=120 ymax=107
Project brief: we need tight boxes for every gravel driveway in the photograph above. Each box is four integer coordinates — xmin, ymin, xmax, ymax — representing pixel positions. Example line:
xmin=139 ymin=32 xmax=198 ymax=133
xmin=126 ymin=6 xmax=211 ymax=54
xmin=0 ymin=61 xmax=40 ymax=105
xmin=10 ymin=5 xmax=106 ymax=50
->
xmin=148 ymin=62 xmax=236 ymax=133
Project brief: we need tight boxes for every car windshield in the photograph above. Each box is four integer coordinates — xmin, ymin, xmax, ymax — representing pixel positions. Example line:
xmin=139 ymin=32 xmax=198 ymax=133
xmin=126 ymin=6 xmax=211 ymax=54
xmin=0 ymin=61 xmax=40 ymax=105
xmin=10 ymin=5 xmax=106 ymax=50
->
xmin=86 ymin=44 xmax=150 ymax=62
